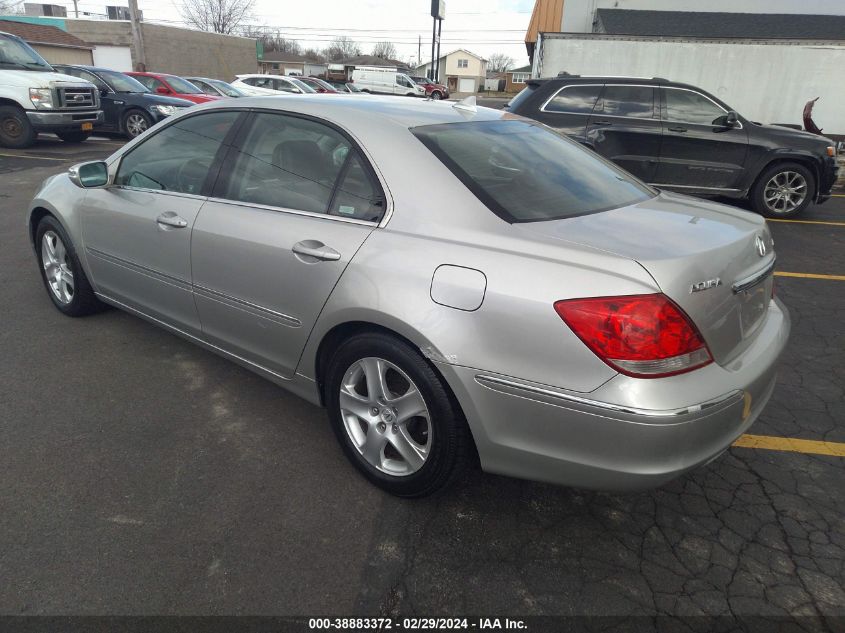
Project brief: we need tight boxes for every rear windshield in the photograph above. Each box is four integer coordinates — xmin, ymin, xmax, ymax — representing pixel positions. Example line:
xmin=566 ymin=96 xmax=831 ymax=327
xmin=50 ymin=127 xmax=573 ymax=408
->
xmin=412 ymin=120 xmax=654 ymax=223
xmin=506 ymin=85 xmax=535 ymax=111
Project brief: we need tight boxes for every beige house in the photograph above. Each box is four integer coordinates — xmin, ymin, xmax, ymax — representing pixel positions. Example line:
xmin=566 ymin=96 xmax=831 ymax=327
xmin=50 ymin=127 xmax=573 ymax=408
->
xmin=415 ymin=48 xmax=488 ymax=94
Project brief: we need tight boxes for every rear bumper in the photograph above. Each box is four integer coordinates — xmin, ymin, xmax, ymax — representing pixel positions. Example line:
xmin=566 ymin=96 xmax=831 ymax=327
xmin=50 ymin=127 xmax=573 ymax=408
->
xmin=26 ymin=109 xmax=103 ymax=131
xmin=437 ymin=298 xmax=790 ymax=491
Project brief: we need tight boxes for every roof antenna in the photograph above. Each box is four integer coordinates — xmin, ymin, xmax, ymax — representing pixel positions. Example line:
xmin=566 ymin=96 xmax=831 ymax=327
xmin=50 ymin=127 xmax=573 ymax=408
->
xmin=452 ymin=95 xmax=477 ymax=113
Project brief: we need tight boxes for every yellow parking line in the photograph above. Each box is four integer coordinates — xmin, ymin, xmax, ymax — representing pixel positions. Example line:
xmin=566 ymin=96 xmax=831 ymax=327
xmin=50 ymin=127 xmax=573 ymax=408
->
xmin=831 ymin=193 xmax=845 ymax=198
xmin=733 ymin=434 xmax=845 ymax=457
xmin=775 ymin=271 xmax=845 ymax=281
xmin=0 ymin=152 xmax=65 ymax=161
xmin=767 ymin=218 xmax=845 ymax=226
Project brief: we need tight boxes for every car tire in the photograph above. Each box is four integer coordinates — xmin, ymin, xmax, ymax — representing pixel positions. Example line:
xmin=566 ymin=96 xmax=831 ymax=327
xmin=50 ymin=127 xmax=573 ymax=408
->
xmin=0 ymin=105 xmax=37 ymax=149
xmin=35 ymin=215 xmax=105 ymax=317
xmin=123 ymin=109 xmax=152 ymax=139
xmin=430 ymin=91 xmax=442 ymax=100
xmin=325 ymin=332 xmax=472 ymax=497
xmin=56 ymin=131 xmax=91 ymax=143
xmin=751 ymin=162 xmax=815 ymax=218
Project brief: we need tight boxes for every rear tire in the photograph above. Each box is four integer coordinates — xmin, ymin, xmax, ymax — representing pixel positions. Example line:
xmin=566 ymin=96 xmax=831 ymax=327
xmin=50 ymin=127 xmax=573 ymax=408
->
xmin=430 ymin=91 xmax=442 ymax=100
xmin=751 ymin=162 xmax=815 ymax=218
xmin=325 ymin=332 xmax=471 ymax=497
xmin=35 ymin=215 xmax=105 ymax=317
xmin=56 ymin=131 xmax=90 ymax=143
xmin=0 ymin=105 xmax=37 ymax=148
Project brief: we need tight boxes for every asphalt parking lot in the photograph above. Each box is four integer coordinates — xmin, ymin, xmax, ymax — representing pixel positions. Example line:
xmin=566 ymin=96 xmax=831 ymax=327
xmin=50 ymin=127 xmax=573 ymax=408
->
xmin=1 ymin=136 xmax=844 ymax=626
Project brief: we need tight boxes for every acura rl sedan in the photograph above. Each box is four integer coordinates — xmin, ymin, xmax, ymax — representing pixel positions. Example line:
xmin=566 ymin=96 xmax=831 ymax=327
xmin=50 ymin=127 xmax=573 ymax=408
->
xmin=26 ymin=96 xmax=790 ymax=497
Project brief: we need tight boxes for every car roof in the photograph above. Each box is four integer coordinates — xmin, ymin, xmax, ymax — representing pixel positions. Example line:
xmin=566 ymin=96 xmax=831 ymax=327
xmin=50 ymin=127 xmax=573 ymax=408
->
xmin=187 ymin=94 xmax=504 ymax=129
xmin=532 ymin=74 xmax=708 ymax=89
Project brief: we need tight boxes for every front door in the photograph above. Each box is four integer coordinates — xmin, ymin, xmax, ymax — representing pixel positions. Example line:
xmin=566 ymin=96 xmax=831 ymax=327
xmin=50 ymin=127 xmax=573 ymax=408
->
xmin=81 ymin=109 xmax=241 ymax=332
xmin=191 ymin=111 xmax=386 ymax=378
xmin=585 ymin=84 xmax=662 ymax=183
xmin=655 ymin=87 xmax=749 ymax=190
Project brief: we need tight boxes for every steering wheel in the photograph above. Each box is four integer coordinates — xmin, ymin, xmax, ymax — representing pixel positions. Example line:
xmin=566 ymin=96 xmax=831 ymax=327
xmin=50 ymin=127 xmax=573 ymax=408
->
xmin=176 ymin=157 xmax=212 ymax=194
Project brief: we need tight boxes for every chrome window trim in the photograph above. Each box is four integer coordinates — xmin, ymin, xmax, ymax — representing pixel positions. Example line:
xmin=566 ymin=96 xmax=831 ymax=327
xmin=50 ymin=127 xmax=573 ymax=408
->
xmin=475 ymin=374 xmax=743 ymax=421
xmin=662 ymin=86 xmax=744 ymax=130
xmin=203 ymin=196 xmax=379 ymax=227
xmin=111 ymin=185 xmax=209 ymax=201
xmin=540 ymin=83 xmax=658 ymax=119
xmin=651 ymin=184 xmax=742 ymax=192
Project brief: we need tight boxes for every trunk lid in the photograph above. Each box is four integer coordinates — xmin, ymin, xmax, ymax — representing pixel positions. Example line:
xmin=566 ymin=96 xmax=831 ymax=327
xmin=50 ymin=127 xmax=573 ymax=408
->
xmin=520 ymin=191 xmax=775 ymax=364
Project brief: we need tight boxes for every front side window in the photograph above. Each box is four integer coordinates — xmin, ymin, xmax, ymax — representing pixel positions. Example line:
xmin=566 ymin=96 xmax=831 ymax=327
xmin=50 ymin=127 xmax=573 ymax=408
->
xmin=664 ymin=88 xmax=727 ymax=125
xmin=595 ymin=85 xmax=655 ymax=119
xmin=413 ymin=120 xmax=654 ymax=223
xmin=115 ymin=111 xmax=239 ymax=194
xmin=544 ymin=85 xmax=601 ymax=114
xmin=220 ymin=112 xmax=383 ymax=220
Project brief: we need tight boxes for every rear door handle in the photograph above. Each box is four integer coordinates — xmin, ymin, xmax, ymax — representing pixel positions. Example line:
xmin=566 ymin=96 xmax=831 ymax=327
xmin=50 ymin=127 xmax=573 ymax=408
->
xmin=292 ymin=240 xmax=341 ymax=262
xmin=156 ymin=212 xmax=188 ymax=229
xmin=668 ymin=126 xmax=688 ymax=133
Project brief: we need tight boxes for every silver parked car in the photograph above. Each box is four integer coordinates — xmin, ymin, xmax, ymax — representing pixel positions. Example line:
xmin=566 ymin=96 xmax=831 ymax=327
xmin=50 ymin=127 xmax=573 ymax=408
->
xmin=27 ymin=96 xmax=789 ymax=497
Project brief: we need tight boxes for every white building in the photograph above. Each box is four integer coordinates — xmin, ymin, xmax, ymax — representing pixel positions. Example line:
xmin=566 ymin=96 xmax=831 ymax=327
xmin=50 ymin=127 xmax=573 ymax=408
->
xmin=415 ymin=49 xmax=488 ymax=94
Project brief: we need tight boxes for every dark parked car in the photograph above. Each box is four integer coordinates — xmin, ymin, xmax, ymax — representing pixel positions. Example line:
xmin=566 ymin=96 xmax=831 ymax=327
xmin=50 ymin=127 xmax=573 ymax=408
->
xmin=328 ymin=81 xmax=367 ymax=94
xmin=508 ymin=75 xmax=839 ymax=217
xmin=183 ymin=77 xmax=247 ymax=98
xmin=53 ymin=65 xmax=193 ymax=139
xmin=297 ymin=76 xmax=340 ymax=93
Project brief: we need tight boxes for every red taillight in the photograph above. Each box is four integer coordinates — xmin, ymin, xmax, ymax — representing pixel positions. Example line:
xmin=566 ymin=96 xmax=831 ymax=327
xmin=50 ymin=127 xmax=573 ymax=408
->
xmin=553 ymin=294 xmax=712 ymax=378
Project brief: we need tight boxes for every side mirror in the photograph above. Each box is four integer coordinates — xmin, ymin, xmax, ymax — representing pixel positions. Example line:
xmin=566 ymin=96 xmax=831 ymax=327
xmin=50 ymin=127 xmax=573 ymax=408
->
xmin=69 ymin=161 xmax=109 ymax=188
xmin=725 ymin=111 xmax=739 ymax=128
xmin=156 ymin=86 xmax=169 ymax=95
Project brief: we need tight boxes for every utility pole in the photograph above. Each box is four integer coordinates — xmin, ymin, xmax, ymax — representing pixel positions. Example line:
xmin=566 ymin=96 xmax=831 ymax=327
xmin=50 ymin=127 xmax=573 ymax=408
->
xmin=418 ymin=35 xmax=421 ymax=72
xmin=71 ymin=0 xmax=78 ymax=18
xmin=128 ymin=0 xmax=146 ymax=71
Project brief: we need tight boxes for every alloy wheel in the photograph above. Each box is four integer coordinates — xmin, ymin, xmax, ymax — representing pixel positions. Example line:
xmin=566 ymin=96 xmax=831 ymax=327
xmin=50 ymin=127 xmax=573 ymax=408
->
xmin=339 ymin=357 xmax=432 ymax=476
xmin=126 ymin=113 xmax=148 ymax=137
xmin=763 ymin=170 xmax=807 ymax=215
xmin=41 ymin=231 xmax=74 ymax=304
xmin=431 ymin=91 xmax=442 ymax=100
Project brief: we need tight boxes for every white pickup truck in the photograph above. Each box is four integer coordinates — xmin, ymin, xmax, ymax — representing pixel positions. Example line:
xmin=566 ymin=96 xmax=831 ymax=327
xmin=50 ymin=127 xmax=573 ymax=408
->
xmin=0 ymin=30 xmax=102 ymax=148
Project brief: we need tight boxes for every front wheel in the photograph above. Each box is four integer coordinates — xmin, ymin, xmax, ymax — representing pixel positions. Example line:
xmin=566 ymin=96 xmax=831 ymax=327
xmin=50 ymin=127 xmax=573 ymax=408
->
xmin=430 ymin=91 xmax=442 ymax=100
xmin=123 ymin=110 xmax=152 ymax=139
xmin=35 ymin=215 xmax=105 ymax=317
xmin=0 ymin=105 xmax=37 ymax=148
xmin=751 ymin=162 xmax=815 ymax=218
xmin=56 ymin=130 xmax=91 ymax=143
xmin=325 ymin=333 xmax=472 ymax=497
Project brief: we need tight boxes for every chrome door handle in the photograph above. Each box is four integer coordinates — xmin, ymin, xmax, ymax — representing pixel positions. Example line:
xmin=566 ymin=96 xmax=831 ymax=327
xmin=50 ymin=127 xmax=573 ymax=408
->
xmin=156 ymin=212 xmax=188 ymax=229
xmin=292 ymin=240 xmax=341 ymax=262
xmin=668 ymin=126 xmax=688 ymax=133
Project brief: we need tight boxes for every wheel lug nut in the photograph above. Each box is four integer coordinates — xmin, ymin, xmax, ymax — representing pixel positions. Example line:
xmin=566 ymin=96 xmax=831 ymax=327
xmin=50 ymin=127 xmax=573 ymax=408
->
xmin=371 ymin=407 xmax=379 ymax=415
xmin=378 ymin=422 xmax=386 ymax=432
xmin=392 ymin=424 xmax=398 ymax=433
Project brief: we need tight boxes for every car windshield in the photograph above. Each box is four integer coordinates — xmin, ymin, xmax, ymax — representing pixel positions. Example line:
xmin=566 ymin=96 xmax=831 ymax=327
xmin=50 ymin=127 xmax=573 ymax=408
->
xmin=412 ymin=119 xmax=655 ymax=223
xmin=164 ymin=75 xmax=203 ymax=94
xmin=290 ymin=78 xmax=316 ymax=93
xmin=415 ymin=77 xmax=432 ymax=85
xmin=309 ymin=77 xmax=335 ymax=91
xmin=506 ymin=85 xmax=536 ymax=110
xmin=346 ymin=83 xmax=363 ymax=92
xmin=98 ymin=69 xmax=149 ymax=93
xmin=207 ymin=79 xmax=244 ymax=97
xmin=0 ymin=34 xmax=53 ymax=71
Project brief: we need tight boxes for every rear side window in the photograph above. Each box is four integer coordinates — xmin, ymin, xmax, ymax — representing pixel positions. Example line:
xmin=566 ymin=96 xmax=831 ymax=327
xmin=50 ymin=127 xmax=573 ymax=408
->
xmin=543 ymin=85 xmax=601 ymax=114
xmin=506 ymin=85 xmax=536 ymax=111
xmin=595 ymin=85 xmax=655 ymax=119
xmin=413 ymin=120 xmax=654 ymax=223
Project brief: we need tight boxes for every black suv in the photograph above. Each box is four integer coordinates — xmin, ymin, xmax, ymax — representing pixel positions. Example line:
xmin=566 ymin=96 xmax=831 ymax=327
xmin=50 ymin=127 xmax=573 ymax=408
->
xmin=53 ymin=65 xmax=193 ymax=139
xmin=508 ymin=75 xmax=839 ymax=217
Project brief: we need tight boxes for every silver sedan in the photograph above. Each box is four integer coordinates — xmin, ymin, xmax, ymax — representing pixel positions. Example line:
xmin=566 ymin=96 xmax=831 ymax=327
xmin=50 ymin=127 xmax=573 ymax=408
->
xmin=27 ymin=96 xmax=790 ymax=497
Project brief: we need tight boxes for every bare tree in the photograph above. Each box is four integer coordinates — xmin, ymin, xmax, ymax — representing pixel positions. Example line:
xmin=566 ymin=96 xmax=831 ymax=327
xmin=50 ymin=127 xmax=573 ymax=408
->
xmin=487 ymin=53 xmax=514 ymax=73
xmin=323 ymin=36 xmax=361 ymax=62
xmin=0 ymin=0 xmax=24 ymax=12
xmin=179 ymin=0 xmax=256 ymax=35
xmin=371 ymin=41 xmax=397 ymax=60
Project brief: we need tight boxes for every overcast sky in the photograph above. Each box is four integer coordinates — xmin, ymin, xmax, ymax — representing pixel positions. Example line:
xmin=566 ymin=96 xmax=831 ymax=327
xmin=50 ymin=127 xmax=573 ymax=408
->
xmin=65 ymin=0 xmax=535 ymax=68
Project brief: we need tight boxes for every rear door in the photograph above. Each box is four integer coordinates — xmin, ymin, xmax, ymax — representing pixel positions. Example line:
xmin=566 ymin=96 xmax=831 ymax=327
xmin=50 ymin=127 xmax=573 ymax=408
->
xmin=655 ymin=87 xmax=749 ymax=190
xmin=191 ymin=110 xmax=386 ymax=378
xmin=586 ymin=84 xmax=662 ymax=182
xmin=531 ymin=83 xmax=601 ymax=141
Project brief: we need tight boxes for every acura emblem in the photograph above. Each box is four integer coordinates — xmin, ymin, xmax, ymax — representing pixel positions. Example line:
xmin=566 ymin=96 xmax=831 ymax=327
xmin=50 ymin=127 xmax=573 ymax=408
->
xmin=755 ymin=235 xmax=767 ymax=257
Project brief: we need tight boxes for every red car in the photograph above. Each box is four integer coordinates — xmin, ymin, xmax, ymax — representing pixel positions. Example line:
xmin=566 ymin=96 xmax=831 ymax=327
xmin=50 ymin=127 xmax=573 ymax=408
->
xmin=297 ymin=76 xmax=340 ymax=94
xmin=125 ymin=72 xmax=221 ymax=104
xmin=410 ymin=76 xmax=450 ymax=100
